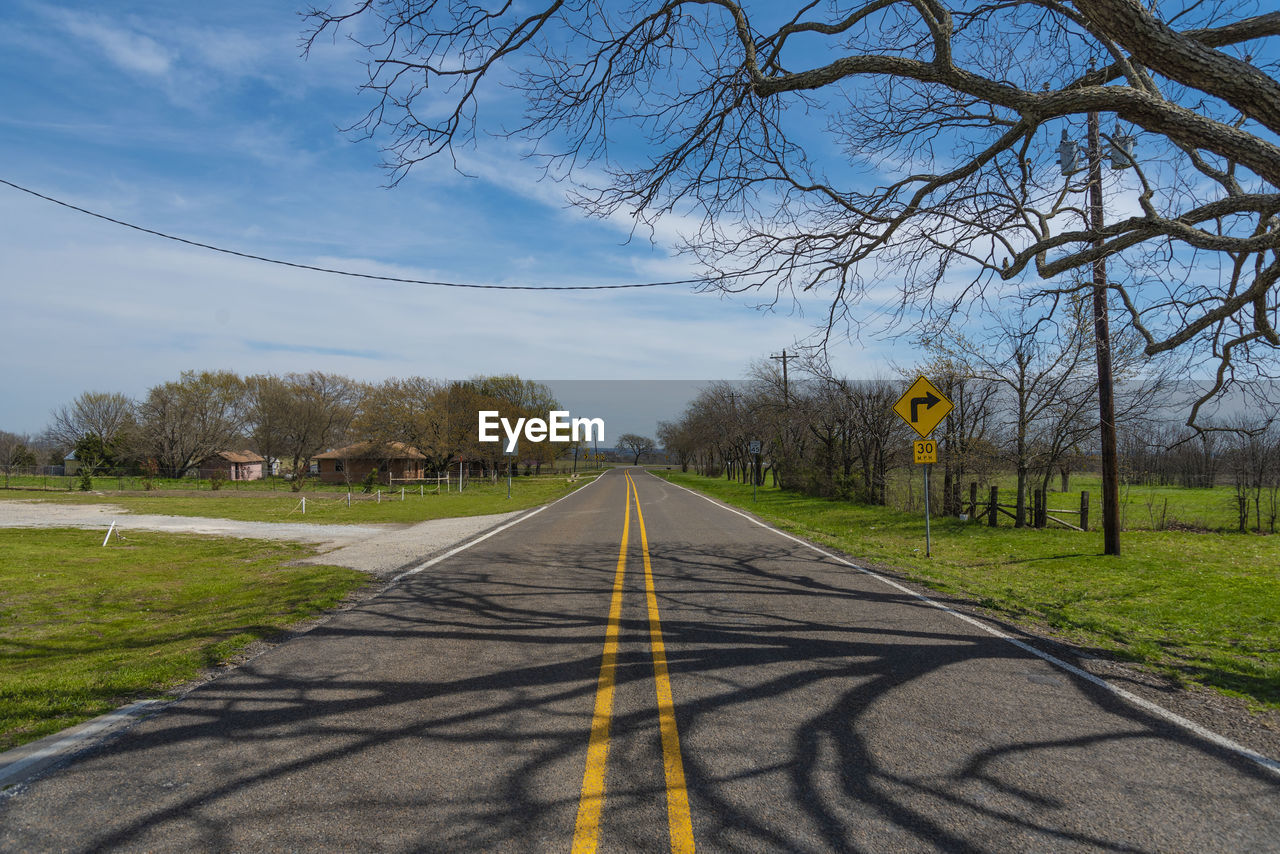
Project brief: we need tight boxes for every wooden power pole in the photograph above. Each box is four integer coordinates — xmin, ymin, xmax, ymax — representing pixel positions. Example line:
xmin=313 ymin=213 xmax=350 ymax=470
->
xmin=1087 ymin=108 xmax=1122 ymax=556
xmin=769 ymin=349 xmax=792 ymax=405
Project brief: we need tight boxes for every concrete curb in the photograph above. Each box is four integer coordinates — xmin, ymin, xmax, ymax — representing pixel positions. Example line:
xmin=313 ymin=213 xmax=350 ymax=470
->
xmin=0 ymin=700 xmax=164 ymax=791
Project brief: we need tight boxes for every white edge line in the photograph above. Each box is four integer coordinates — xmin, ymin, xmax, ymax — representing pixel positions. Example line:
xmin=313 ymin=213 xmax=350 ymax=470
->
xmin=388 ymin=471 xmax=606 ymax=585
xmin=651 ymin=472 xmax=1280 ymax=778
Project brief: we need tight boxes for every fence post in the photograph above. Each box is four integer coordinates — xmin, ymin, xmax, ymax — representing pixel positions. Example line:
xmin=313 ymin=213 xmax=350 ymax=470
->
xmin=969 ymin=482 xmax=978 ymax=518
xmin=989 ymin=486 xmax=999 ymax=527
xmin=1080 ymin=491 xmax=1090 ymax=531
xmin=1037 ymin=488 xmax=1048 ymax=528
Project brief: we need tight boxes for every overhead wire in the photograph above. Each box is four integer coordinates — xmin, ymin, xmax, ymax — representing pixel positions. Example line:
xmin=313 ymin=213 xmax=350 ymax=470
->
xmin=2 ymin=176 xmax=922 ymax=355
xmin=0 ymin=177 xmax=713 ymax=291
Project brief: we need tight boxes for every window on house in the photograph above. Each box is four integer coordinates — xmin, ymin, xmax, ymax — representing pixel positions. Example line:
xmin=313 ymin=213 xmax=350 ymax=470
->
xmin=335 ymin=460 xmax=344 ymax=472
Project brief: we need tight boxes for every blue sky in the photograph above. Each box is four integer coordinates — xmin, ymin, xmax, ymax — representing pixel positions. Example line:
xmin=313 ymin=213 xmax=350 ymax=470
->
xmin=0 ymin=1 xmax=912 ymax=437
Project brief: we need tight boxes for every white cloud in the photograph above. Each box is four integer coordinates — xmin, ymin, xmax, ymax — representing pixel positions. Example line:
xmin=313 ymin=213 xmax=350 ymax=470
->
xmin=54 ymin=13 xmax=175 ymax=76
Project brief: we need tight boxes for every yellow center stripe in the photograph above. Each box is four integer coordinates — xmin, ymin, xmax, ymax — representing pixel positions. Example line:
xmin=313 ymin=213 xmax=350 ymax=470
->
xmin=630 ymin=470 xmax=696 ymax=853
xmin=572 ymin=470 xmax=695 ymax=853
xmin=571 ymin=475 xmax=630 ymax=854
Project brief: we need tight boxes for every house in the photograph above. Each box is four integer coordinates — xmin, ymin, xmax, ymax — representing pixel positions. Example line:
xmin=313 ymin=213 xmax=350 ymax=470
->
xmin=313 ymin=442 xmax=427 ymax=485
xmin=63 ymin=451 xmax=79 ymax=476
xmin=201 ymin=450 xmax=265 ymax=481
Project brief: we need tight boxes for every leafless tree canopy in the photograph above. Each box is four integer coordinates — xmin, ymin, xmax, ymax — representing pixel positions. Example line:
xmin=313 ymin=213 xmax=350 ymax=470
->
xmin=305 ymin=0 xmax=1280 ymax=420
xmin=44 ymin=391 xmax=135 ymax=450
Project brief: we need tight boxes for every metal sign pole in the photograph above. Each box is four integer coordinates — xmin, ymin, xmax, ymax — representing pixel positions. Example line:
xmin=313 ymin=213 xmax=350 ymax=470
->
xmin=504 ymin=449 xmax=515 ymax=498
xmin=923 ymin=462 xmax=932 ymax=558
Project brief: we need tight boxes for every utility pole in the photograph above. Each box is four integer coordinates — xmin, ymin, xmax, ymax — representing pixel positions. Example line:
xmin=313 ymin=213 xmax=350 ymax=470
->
xmin=1087 ymin=107 xmax=1122 ymax=556
xmin=769 ymin=349 xmax=792 ymax=405
xmin=769 ymin=349 xmax=793 ymax=489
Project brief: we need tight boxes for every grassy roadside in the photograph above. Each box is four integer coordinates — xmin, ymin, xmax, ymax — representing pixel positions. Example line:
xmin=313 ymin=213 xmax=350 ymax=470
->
xmin=0 ymin=529 xmax=370 ymax=751
xmin=654 ymin=470 xmax=1280 ymax=712
xmin=0 ymin=475 xmax=598 ymax=525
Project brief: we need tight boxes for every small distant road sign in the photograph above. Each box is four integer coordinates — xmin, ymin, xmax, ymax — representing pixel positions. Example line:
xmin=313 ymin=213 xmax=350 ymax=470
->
xmin=749 ymin=440 xmax=762 ymax=455
xmin=893 ymin=376 xmax=954 ymax=438
xmin=913 ymin=439 xmax=937 ymax=464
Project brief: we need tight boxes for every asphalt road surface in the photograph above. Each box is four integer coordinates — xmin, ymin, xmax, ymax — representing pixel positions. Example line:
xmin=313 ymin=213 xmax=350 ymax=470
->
xmin=2 ymin=468 xmax=1277 ymax=852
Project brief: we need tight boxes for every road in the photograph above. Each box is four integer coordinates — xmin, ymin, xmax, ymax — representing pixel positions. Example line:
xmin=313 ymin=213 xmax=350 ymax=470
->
xmin=1 ymin=468 xmax=1276 ymax=852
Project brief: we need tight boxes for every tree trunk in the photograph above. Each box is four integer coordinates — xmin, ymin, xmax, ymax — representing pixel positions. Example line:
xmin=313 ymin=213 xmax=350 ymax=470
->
xmin=1015 ymin=465 xmax=1028 ymax=527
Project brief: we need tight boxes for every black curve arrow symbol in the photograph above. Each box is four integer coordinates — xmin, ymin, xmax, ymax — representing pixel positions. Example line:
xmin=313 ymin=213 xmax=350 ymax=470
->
xmin=910 ymin=392 xmax=940 ymax=422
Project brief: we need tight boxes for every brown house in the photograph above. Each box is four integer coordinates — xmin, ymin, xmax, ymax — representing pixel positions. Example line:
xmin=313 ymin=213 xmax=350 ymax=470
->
xmin=314 ymin=442 xmax=427 ymax=485
xmin=201 ymin=450 xmax=264 ymax=481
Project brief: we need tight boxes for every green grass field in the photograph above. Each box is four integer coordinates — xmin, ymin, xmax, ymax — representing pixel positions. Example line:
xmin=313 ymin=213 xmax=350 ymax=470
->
xmin=656 ymin=470 xmax=1280 ymax=711
xmin=0 ymin=529 xmax=370 ymax=751
xmin=0 ymin=474 xmax=598 ymax=525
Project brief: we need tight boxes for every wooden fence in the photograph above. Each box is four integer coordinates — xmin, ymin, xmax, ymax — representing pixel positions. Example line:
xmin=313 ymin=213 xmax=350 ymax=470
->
xmin=965 ymin=482 xmax=1090 ymax=531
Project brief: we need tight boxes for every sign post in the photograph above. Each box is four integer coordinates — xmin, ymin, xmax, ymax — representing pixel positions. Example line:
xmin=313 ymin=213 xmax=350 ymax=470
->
xmin=504 ymin=446 xmax=516 ymax=499
xmin=748 ymin=440 xmax=761 ymax=501
xmin=894 ymin=378 xmax=953 ymax=558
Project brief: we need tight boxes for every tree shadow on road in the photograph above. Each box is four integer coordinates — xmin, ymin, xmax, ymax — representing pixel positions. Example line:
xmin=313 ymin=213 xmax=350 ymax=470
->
xmin=2 ymin=536 xmax=1276 ymax=853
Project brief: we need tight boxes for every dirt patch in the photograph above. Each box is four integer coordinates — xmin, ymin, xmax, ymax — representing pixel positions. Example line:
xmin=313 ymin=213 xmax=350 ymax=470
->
xmin=0 ymin=499 xmax=525 ymax=577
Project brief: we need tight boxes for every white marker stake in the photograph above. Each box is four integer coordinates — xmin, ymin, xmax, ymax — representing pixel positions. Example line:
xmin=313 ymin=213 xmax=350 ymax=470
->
xmin=102 ymin=521 xmax=116 ymax=547
xmin=301 ymin=497 xmax=306 ymax=515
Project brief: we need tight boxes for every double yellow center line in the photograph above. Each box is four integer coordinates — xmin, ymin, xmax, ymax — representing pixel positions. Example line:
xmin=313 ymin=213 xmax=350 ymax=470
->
xmin=572 ymin=470 xmax=695 ymax=853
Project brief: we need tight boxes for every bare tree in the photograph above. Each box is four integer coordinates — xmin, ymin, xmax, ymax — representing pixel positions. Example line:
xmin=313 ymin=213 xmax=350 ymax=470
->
xmin=355 ymin=376 xmax=448 ymax=464
xmin=245 ymin=374 xmax=293 ymax=477
xmin=913 ymin=356 xmax=1000 ymax=514
xmin=0 ymin=431 xmax=36 ymax=468
xmin=1224 ymin=420 xmax=1280 ymax=532
xmin=279 ymin=372 xmax=363 ymax=490
xmin=136 ymin=371 xmax=247 ymax=478
xmin=0 ymin=431 xmax=38 ymax=487
xmin=305 ymin=1 xmax=1280 ymax=416
xmin=938 ymin=308 xmax=1096 ymax=526
xmin=616 ymin=433 xmax=656 ymax=465
xmin=44 ymin=391 xmax=135 ymax=453
xmin=656 ymin=419 xmax=696 ymax=472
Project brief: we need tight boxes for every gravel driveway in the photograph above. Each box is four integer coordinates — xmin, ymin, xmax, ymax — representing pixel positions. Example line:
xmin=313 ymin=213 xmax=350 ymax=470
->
xmin=0 ymin=500 xmax=526 ymax=579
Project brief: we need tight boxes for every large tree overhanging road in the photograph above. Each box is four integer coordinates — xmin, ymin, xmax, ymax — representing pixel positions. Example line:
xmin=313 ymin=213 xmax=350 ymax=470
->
xmin=2 ymin=468 xmax=1277 ymax=851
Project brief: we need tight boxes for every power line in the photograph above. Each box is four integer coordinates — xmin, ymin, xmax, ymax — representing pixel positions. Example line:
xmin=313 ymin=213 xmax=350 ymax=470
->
xmin=0 ymin=177 xmax=708 ymax=291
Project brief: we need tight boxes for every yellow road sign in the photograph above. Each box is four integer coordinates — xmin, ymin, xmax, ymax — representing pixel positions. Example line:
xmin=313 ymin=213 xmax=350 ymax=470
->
xmin=914 ymin=439 xmax=937 ymax=464
xmin=894 ymin=376 xmax=953 ymax=438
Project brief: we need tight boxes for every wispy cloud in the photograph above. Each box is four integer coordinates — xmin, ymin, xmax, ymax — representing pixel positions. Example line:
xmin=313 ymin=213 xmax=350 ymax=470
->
xmin=53 ymin=12 xmax=175 ymax=76
xmin=245 ymin=341 xmax=392 ymax=360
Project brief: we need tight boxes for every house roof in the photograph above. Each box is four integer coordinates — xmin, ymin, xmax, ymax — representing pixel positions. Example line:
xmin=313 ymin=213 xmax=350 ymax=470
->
xmin=209 ymin=450 xmax=264 ymax=464
xmin=314 ymin=441 xmax=427 ymax=461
